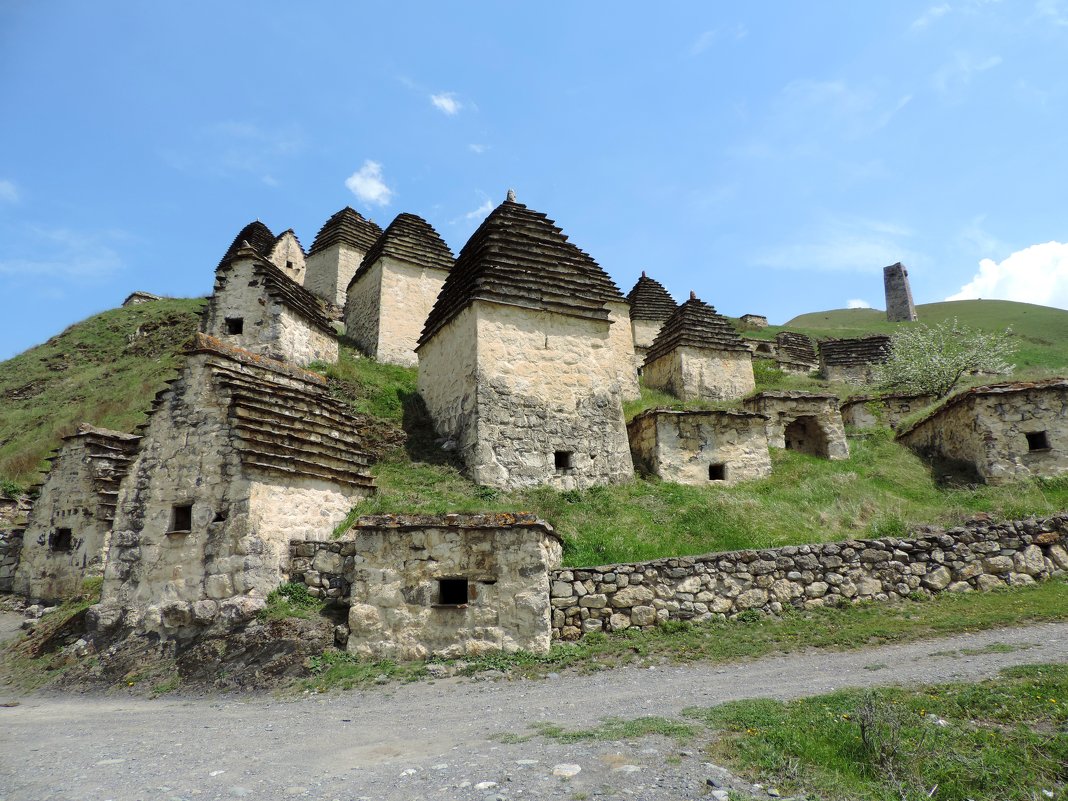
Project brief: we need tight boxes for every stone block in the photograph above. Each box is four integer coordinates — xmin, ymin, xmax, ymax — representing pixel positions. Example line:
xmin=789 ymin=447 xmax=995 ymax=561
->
xmin=610 ymin=585 xmax=655 ymax=608
xmin=579 ymin=594 xmax=608 ymax=609
xmin=922 ymin=566 xmax=952 ymax=591
xmin=204 ymin=573 xmax=234 ymax=600
xmin=631 ymin=605 xmax=657 ymax=626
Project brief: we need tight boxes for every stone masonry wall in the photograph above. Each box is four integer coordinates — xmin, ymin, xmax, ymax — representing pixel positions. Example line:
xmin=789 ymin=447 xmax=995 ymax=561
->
xmin=841 ymin=394 xmax=937 ymax=431
xmin=550 ymin=514 xmax=1068 ymax=639
xmin=644 ymin=346 xmax=755 ymax=402
xmin=375 ymin=258 xmax=449 ymax=368
xmin=631 ymin=318 xmax=665 ymax=364
xmin=305 ymin=244 xmax=364 ymax=308
xmin=269 ymin=231 xmax=307 ymax=285
xmin=343 ymin=260 xmax=383 ymax=361
xmin=742 ymin=392 xmax=849 ymax=460
xmin=0 ymin=530 xmax=23 ymax=593
xmin=606 ymin=301 xmax=640 ymax=401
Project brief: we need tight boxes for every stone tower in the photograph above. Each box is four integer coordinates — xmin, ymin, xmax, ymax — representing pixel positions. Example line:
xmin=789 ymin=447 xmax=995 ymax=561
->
xmin=625 ymin=271 xmax=677 ymax=366
xmin=304 ymin=207 xmax=383 ymax=309
xmin=883 ymin=262 xmax=917 ymax=322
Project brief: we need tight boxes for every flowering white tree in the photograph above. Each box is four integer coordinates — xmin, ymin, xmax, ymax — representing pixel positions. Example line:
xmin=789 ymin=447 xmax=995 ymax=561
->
xmin=873 ymin=319 xmax=1016 ymax=398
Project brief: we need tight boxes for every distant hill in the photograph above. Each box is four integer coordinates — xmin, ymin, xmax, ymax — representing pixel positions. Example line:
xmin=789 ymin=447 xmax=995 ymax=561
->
xmin=774 ymin=299 xmax=1068 ymax=372
xmin=0 ymin=298 xmax=205 ymax=488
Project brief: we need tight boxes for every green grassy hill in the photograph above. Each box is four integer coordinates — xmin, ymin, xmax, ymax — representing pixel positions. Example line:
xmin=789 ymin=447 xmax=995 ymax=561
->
xmin=0 ymin=298 xmax=205 ymax=489
xmin=769 ymin=299 xmax=1068 ymax=372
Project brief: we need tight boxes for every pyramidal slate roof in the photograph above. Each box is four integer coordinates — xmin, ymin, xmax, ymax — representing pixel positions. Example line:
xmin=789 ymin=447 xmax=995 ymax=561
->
xmin=644 ymin=293 xmax=750 ymax=365
xmin=626 ymin=272 xmax=677 ymax=322
xmin=219 ymin=221 xmax=276 ymax=267
xmin=348 ymin=213 xmax=454 ymax=290
xmin=419 ymin=195 xmax=625 ymax=345
xmin=308 ymin=207 xmax=383 ymax=256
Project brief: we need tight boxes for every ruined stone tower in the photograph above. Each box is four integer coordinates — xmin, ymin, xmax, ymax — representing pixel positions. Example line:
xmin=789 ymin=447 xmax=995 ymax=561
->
xmin=625 ymin=271 xmax=677 ymax=367
xmin=416 ymin=192 xmax=634 ymax=490
xmin=883 ymin=262 xmax=917 ymax=322
xmin=304 ymin=207 xmax=383 ymax=309
xmin=344 ymin=212 xmax=455 ymax=367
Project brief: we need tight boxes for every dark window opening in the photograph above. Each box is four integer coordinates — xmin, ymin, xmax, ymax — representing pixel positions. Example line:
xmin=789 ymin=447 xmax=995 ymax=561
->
xmin=438 ymin=578 xmax=468 ymax=606
xmin=225 ymin=317 xmax=244 ymax=335
xmin=171 ymin=503 xmax=193 ymax=533
xmin=49 ymin=528 xmax=73 ymax=552
xmin=212 ymin=510 xmax=228 ymax=523
xmin=554 ymin=451 xmax=573 ymax=471
xmin=708 ymin=463 xmax=727 ymax=481
xmin=285 ymin=260 xmax=294 ymax=272
xmin=1026 ymin=430 xmax=1051 ymax=451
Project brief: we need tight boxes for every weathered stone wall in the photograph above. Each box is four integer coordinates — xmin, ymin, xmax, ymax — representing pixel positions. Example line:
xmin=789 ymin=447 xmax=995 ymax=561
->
xmin=469 ymin=301 xmax=633 ymax=489
xmin=818 ymin=336 xmax=891 ymax=385
xmin=0 ymin=529 xmax=23 ymax=593
xmin=347 ymin=257 xmax=449 ymax=368
xmin=644 ymin=346 xmax=755 ymax=402
xmin=416 ymin=304 xmax=480 ymax=458
xmin=289 ymin=514 xmax=563 ymax=659
xmin=98 ymin=353 xmax=371 ymax=638
xmin=202 ymin=257 xmax=338 ymax=366
xmin=628 ymin=410 xmax=771 ymax=486
xmin=739 ymin=314 xmax=768 ymax=329
xmin=550 ymin=514 xmax=1068 ymax=639
xmin=841 ymin=393 xmax=937 ymax=430
xmin=14 ymin=431 xmax=137 ymax=602
xmin=343 ymin=260 xmax=383 ymax=361
xmin=631 ymin=318 xmax=665 ymax=364
xmin=269 ymin=230 xmax=307 ymax=285
xmin=606 ymin=301 xmax=640 ymax=400
xmin=742 ymin=392 xmax=850 ymax=460
xmin=898 ymin=384 xmax=1068 ymax=484
xmin=304 ymin=243 xmax=364 ymax=308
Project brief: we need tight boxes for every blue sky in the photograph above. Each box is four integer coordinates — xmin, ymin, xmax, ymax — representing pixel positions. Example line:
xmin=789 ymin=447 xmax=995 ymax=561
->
xmin=2 ymin=1 xmax=1067 ymax=360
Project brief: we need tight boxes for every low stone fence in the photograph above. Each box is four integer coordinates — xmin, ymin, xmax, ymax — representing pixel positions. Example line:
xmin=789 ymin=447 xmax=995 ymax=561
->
xmin=0 ymin=529 xmax=24 ymax=593
xmin=549 ymin=514 xmax=1068 ymax=640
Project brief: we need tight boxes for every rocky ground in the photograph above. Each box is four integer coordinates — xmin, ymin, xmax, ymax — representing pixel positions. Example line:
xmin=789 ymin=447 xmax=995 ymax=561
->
xmin=1 ymin=613 xmax=1066 ymax=801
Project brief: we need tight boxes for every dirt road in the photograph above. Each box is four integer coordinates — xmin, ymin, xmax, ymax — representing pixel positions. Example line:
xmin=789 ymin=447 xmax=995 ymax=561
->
xmin=2 ymin=621 xmax=1066 ymax=801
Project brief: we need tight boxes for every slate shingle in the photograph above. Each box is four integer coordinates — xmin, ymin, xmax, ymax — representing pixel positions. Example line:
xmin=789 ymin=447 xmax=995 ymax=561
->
xmin=644 ymin=293 xmax=750 ymax=366
xmin=626 ymin=272 xmax=677 ymax=322
xmin=348 ymin=213 xmax=454 ymax=290
xmin=309 ymin=207 xmax=383 ymax=256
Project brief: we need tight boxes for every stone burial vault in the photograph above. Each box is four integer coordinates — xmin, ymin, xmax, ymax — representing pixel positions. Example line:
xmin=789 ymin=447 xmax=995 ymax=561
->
xmin=415 ymin=192 xmax=638 ymax=491
xmin=742 ymin=391 xmax=850 ymax=460
xmin=625 ymin=271 xmax=677 ymax=369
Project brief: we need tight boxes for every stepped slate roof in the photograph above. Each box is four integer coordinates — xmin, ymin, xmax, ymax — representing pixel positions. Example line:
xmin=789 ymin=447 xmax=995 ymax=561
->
xmin=216 ymin=245 xmax=334 ymax=335
xmin=219 ymin=221 xmax=276 ymax=267
xmin=776 ymin=331 xmax=818 ymax=365
xmin=644 ymin=293 xmax=750 ymax=365
xmin=348 ymin=213 xmax=454 ymax=290
xmin=819 ymin=335 xmax=892 ymax=367
xmin=626 ymin=272 xmax=677 ymax=322
xmin=308 ymin=207 xmax=383 ymax=256
xmin=45 ymin=424 xmax=140 ymax=524
xmin=418 ymin=197 xmax=625 ymax=345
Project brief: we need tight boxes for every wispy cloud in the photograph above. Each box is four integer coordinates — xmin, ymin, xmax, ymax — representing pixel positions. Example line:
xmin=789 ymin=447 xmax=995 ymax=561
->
xmin=468 ymin=143 xmax=487 ymax=155
xmin=933 ymin=52 xmax=1003 ymax=93
xmin=430 ymin=92 xmax=462 ymax=115
xmin=688 ymin=24 xmax=747 ymax=56
xmin=1036 ymin=0 xmax=1068 ymax=26
xmin=911 ymin=3 xmax=952 ymax=29
xmin=753 ymin=216 xmax=921 ymax=273
xmin=161 ymin=121 xmax=303 ymax=184
xmin=847 ymin=298 xmax=873 ymax=309
xmin=948 ymin=241 xmax=1068 ymax=307
xmin=345 ymin=160 xmax=393 ymax=206
xmin=0 ymin=179 xmax=18 ymax=204
xmin=464 ymin=200 xmax=493 ymax=220
xmin=0 ymin=226 xmax=125 ymax=283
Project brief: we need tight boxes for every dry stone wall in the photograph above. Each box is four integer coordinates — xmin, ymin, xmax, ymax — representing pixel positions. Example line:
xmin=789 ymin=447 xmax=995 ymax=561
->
xmin=305 ymin=244 xmax=364 ymax=308
xmin=0 ymin=530 xmax=23 ymax=593
xmin=742 ymin=392 xmax=849 ymax=460
xmin=644 ymin=346 xmax=755 ymax=402
xmin=551 ymin=514 xmax=1068 ymax=639
xmin=841 ymin=393 xmax=937 ymax=430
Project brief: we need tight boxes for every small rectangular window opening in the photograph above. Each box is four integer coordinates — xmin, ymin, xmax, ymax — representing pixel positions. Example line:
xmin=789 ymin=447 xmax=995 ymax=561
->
xmin=49 ymin=528 xmax=73 ymax=552
xmin=554 ymin=451 xmax=573 ymax=471
xmin=438 ymin=578 xmax=468 ymax=606
xmin=709 ymin=463 xmax=727 ymax=481
xmin=1026 ymin=431 xmax=1051 ymax=451
xmin=171 ymin=503 xmax=193 ymax=533
xmin=225 ymin=317 xmax=244 ymax=335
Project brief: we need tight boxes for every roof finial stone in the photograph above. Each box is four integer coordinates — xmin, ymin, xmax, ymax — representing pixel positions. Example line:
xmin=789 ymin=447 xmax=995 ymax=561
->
xmin=506 ymin=188 xmax=516 ymax=202
xmin=690 ymin=290 xmax=697 ymax=301
xmin=641 ymin=270 xmax=647 ymax=278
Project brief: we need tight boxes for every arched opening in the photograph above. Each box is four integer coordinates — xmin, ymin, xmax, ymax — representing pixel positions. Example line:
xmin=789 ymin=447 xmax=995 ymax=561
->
xmin=783 ymin=415 xmax=830 ymax=458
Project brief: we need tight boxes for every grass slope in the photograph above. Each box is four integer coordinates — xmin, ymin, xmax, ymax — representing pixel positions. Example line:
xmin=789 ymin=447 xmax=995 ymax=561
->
xmin=771 ymin=298 xmax=1068 ymax=373
xmin=0 ymin=298 xmax=205 ymax=489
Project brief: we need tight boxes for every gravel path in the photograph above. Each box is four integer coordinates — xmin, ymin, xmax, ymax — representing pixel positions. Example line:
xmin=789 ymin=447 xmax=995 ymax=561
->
xmin=1 ymin=620 xmax=1066 ymax=801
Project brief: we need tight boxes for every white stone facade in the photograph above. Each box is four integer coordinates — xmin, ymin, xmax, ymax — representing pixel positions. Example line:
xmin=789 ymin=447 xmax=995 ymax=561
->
xmin=345 ymin=256 xmax=449 ymax=367
xmin=606 ymin=301 xmax=640 ymax=400
xmin=643 ymin=346 xmax=755 ymax=402
xmin=305 ymin=243 xmax=364 ymax=308
xmin=268 ymin=230 xmax=306 ymax=285
xmin=627 ymin=410 xmax=771 ymax=486
xmin=418 ymin=300 xmax=634 ymax=490
xmin=202 ymin=255 xmax=338 ymax=366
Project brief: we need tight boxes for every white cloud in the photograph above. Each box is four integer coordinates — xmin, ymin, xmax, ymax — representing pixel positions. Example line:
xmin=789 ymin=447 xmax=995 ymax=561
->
xmin=430 ymin=92 xmax=462 ymax=115
xmin=468 ymin=143 xmax=487 ymax=154
xmin=0 ymin=226 xmax=124 ymax=282
xmin=0 ymin=179 xmax=18 ymax=203
xmin=911 ymin=3 xmax=952 ymax=29
xmin=754 ymin=217 xmax=920 ymax=273
xmin=1036 ymin=0 xmax=1068 ymax=26
xmin=688 ymin=24 xmax=747 ymax=56
xmin=948 ymin=241 xmax=1068 ymax=307
xmin=345 ymin=161 xmax=393 ymax=207
xmin=933 ymin=52 xmax=1002 ymax=93
xmin=465 ymin=200 xmax=493 ymax=220
xmin=847 ymin=298 xmax=873 ymax=309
